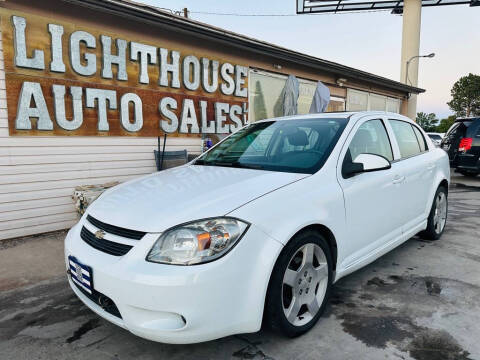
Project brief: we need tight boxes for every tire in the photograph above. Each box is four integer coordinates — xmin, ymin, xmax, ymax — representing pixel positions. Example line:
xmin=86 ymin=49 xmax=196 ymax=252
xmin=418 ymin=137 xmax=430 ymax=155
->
xmin=458 ymin=170 xmax=479 ymax=178
xmin=264 ymin=230 xmax=333 ymax=337
xmin=419 ymin=186 xmax=448 ymax=240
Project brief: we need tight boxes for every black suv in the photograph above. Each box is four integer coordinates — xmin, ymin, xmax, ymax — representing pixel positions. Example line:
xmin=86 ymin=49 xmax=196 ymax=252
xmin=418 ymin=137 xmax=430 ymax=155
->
xmin=440 ymin=117 xmax=480 ymax=177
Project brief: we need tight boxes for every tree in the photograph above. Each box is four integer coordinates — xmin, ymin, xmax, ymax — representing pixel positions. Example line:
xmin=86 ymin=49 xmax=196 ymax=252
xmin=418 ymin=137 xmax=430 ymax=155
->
xmin=447 ymin=73 xmax=480 ymax=117
xmin=436 ymin=115 xmax=456 ymax=133
xmin=416 ymin=112 xmax=438 ymax=132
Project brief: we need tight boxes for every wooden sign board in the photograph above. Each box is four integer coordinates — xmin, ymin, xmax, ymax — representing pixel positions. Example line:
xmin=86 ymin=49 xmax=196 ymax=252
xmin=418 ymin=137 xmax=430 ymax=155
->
xmin=0 ymin=9 xmax=249 ymax=137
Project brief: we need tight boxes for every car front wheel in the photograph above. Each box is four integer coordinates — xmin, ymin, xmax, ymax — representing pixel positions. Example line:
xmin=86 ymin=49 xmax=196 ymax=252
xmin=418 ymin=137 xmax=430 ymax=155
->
xmin=265 ymin=231 xmax=333 ymax=337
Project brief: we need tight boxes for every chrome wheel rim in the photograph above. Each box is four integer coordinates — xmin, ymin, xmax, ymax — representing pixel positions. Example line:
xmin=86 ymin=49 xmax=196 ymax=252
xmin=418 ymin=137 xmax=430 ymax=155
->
xmin=433 ymin=192 xmax=447 ymax=234
xmin=282 ymin=243 xmax=328 ymax=327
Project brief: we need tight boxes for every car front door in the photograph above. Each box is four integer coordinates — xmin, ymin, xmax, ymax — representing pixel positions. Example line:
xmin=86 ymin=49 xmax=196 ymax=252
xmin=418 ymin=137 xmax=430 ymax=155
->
xmin=337 ymin=116 xmax=404 ymax=270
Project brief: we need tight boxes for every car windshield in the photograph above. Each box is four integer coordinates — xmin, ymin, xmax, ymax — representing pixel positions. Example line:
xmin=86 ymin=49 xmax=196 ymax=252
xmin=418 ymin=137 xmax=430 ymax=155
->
xmin=195 ymin=118 xmax=348 ymax=174
xmin=428 ymin=134 xmax=442 ymax=140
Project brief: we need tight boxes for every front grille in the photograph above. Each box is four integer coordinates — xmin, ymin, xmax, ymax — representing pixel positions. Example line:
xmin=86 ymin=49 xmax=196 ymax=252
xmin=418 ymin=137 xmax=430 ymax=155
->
xmin=80 ymin=227 xmax=132 ymax=256
xmin=71 ymin=275 xmax=122 ymax=318
xmin=86 ymin=215 xmax=146 ymax=240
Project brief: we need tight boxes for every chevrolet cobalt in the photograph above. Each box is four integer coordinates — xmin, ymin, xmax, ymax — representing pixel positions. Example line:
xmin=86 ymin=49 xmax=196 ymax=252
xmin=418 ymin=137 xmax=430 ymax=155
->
xmin=65 ymin=111 xmax=450 ymax=344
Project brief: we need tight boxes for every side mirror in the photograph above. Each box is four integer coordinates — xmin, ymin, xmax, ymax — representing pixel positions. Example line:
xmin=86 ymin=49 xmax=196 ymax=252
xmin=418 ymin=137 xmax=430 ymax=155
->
xmin=343 ymin=153 xmax=391 ymax=178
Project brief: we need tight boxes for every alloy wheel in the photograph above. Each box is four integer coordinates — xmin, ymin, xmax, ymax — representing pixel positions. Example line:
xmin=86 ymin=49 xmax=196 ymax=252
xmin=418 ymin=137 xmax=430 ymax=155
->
xmin=282 ymin=243 xmax=329 ymax=327
xmin=433 ymin=192 xmax=447 ymax=234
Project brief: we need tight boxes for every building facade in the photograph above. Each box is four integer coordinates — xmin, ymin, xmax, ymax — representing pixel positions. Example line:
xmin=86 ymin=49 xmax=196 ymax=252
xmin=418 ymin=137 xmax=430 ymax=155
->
xmin=0 ymin=0 xmax=423 ymax=241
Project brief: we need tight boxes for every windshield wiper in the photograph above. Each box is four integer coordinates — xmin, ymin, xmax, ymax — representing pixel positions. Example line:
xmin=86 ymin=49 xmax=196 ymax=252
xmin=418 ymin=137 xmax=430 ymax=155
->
xmin=194 ymin=159 xmax=231 ymax=167
xmin=194 ymin=159 xmax=264 ymax=170
xmin=230 ymin=162 xmax=265 ymax=170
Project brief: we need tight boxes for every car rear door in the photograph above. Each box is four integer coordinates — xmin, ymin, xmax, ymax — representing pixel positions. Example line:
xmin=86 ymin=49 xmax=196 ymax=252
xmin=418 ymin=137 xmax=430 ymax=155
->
xmin=441 ymin=120 xmax=473 ymax=166
xmin=456 ymin=119 xmax=480 ymax=171
xmin=388 ymin=119 xmax=435 ymax=235
xmin=336 ymin=116 xmax=404 ymax=268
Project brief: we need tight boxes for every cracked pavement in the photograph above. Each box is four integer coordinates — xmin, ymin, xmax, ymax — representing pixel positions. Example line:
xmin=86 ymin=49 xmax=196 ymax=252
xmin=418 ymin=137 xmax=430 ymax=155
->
xmin=1 ymin=179 xmax=480 ymax=360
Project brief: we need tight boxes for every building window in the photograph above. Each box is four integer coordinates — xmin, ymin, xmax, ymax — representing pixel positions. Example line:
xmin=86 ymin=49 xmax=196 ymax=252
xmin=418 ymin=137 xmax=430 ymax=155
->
xmin=297 ymin=78 xmax=346 ymax=113
xmin=346 ymin=89 xmax=400 ymax=113
xmin=249 ymin=70 xmax=287 ymax=122
xmin=346 ymin=89 xmax=369 ymax=111
xmin=249 ymin=69 xmax=347 ymax=121
xmin=327 ymin=96 xmax=346 ymax=112
xmin=370 ymin=93 xmax=387 ymax=111
xmin=386 ymin=97 xmax=401 ymax=113
xmin=249 ymin=70 xmax=394 ymax=122
xmin=297 ymin=78 xmax=317 ymax=115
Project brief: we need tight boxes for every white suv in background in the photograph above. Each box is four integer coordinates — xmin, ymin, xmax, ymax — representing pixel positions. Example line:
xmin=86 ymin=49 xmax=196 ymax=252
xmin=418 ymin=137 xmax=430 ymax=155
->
xmin=65 ymin=111 xmax=450 ymax=344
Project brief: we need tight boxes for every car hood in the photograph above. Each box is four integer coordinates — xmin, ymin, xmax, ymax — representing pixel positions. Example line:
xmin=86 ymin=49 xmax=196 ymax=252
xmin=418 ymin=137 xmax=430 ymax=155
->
xmin=87 ymin=165 xmax=309 ymax=233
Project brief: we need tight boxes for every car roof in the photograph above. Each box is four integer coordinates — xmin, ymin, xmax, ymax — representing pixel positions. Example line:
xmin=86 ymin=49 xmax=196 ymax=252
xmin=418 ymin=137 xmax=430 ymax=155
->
xmin=456 ymin=117 xmax=480 ymax=122
xmin=254 ymin=111 xmax=412 ymax=124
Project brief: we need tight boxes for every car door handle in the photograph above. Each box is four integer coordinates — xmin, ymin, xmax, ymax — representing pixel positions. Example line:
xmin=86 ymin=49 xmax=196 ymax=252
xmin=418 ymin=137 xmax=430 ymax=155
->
xmin=392 ymin=175 xmax=405 ymax=184
xmin=427 ymin=163 xmax=436 ymax=170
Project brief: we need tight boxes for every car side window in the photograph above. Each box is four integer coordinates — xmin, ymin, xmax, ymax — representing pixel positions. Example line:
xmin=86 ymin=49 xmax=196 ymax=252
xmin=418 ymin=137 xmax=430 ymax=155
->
xmin=348 ymin=119 xmax=393 ymax=162
xmin=412 ymin=126 xmax=427 ymax=152
xmin=389 ymin=120 xmax=421 ymax=158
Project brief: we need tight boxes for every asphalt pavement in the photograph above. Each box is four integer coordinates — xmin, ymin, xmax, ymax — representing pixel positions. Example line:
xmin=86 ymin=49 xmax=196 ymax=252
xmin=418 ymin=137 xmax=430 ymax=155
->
xmin=1 ymin=174 xmax=479 ymax=360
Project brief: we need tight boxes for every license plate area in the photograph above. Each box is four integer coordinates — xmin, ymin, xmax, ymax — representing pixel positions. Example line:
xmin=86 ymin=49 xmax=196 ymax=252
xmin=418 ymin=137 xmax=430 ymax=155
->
xmin=68 ymin=255 xmax=93 ymax=294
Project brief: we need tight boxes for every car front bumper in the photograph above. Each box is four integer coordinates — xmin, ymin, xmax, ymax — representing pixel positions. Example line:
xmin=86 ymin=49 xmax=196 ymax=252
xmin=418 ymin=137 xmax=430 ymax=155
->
xmin=64 ymin=220 xmax=283 ymax=344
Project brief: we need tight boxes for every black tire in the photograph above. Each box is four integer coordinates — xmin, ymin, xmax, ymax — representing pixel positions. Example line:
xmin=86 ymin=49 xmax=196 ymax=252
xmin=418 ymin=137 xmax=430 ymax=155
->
xmin=457 ymin=170 xmax=479 ymax=178
xmin=419 ymin=186 xmax=448 ymax=240
xmin=264 ymin=230 xmax=333 ymax=337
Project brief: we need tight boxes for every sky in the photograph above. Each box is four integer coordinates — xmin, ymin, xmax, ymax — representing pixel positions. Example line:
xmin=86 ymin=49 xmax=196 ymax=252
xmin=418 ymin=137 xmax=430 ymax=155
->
xmin=137 ymin=0 xmax=479 ymax=119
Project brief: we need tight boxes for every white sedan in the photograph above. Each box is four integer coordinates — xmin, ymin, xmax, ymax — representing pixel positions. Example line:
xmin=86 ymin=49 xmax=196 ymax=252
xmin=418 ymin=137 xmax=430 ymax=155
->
xmin=426 ymin=132 xmax=445 ymax=147
xmin=65 ymin=111 xmax=450 ymax=344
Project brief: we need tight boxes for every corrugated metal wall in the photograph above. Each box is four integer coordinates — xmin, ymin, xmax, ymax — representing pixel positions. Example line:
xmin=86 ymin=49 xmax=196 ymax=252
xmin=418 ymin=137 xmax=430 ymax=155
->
xmin=0 ymin=33 xmax=202 ymax=241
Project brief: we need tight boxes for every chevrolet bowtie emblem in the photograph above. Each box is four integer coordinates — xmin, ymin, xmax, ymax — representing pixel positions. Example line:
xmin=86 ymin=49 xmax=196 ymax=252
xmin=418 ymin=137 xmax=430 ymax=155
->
xmin=95 ymin=230 xmax=106 ymax=240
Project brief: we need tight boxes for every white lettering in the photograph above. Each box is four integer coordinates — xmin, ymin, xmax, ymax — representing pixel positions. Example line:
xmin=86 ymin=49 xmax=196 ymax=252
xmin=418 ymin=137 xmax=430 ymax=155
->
xmin=120 ymin=93 xmax=143 ymax=132
xmin=180 ymin=99 xmax=200 ymax=134
xmin=130 ymin=42 xmax=157 ymax=84
xmin=159 ymin=48 xmax=180 ymax=88
xmin=159 ymin=97 xmax=178 ymax=133
xmin=70 ymin=31 xmax=96 ymax=76
xmin=85 ymin=88 xmax=117 ymax=131
xmin=15 ymin=82 xmax=52 ymax=130
xmin=215 ymin=102 xmax=230 ymax=134
xmin=101 ymin=35 xmax=128 ymax=80
xmin=12 ymin=16 xmax=45 ymax=70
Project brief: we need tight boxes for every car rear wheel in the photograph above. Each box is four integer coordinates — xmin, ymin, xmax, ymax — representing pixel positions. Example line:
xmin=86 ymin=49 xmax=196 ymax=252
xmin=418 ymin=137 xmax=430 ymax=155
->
xmin=265 ymin=231 xmax=332 ymax=337
xmin=419 ymin=186 xmax=448 ymax=240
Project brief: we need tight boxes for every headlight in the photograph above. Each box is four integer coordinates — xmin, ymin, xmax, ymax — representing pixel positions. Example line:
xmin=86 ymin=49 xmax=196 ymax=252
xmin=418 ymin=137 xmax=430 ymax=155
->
xmin=146 ymin=217 xmax=249 ymax=265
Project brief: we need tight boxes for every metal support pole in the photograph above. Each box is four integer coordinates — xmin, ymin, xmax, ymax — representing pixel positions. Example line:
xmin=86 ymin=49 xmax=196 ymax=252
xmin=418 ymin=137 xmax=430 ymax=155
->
xmin=160 ymin=133 xmax=167 ymax=171
xmin=157 ymin=136 xmax=161 ymax=170
xmin=400 ymin=0 xmax=422 ymax=120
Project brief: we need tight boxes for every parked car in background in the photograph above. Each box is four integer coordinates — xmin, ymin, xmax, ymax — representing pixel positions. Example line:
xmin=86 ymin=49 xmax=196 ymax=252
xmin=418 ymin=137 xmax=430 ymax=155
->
xmin=65 ymin=111 xmax=450 ymax=344
xmin=440 ymin=117 xmax=480 ymax=177
xmin=427 ymin=132 xmax=445 ymax=147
